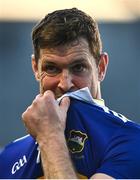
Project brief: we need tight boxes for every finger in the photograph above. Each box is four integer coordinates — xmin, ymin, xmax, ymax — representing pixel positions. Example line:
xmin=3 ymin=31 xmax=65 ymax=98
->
xmin=44 ymin=90 xmax=55 ymax=98
xmin=32 ymin=94 xmax=42 ymax=105
xmin=43 ymin=90 xmax=56 ymax=105
xmin=60 ymin=97 xmax=70 ymax=112
xmin=35 ymin=94 xmax=43 ymax=100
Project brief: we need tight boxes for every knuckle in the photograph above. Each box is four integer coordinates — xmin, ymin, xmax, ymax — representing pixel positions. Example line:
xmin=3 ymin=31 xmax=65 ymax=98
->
xmin=22 ymin=106 xmax=31 ymax=120
xmin=22 ymin=112 xmax=28 ymax=123
xmin=44 ymin=90 xmax=52 ymax=96
xmin=31 ymin=94 xmax=42 ymax=106
xmin=21 ymin=112 xmax=25 ymax=119
xmin=44 ymin=90 xmax=55 ymax=100
xmin=32 ymin=99 xmax=37 ymax=106
xmin=35 ymin=94 xmax=42 ymax=99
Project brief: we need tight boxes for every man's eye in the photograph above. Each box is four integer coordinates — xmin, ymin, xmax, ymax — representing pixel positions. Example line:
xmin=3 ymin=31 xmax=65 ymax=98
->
xmin=72 ymin=64 xmax=87 ymax=73
xmin=45 ymin=65 xmax=60 ymax=75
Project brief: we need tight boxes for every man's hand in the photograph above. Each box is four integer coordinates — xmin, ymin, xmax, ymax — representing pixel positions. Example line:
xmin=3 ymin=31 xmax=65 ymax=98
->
xmin=22 ymin=91 xmax=77 ymax=179
xmin=22 ymin=90 xmax=70 ymax=140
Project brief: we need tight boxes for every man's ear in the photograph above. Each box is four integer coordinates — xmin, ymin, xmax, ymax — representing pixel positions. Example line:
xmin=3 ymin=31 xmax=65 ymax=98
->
xmin=98 ymin=52 xmax=109 ymax=82
xmin=31 ymin=54 xmax=40 ymax=81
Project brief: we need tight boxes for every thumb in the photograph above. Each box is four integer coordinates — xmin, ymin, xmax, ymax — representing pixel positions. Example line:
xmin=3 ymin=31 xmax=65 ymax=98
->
xmin=60 ymin=96 xmax=70 ymax=113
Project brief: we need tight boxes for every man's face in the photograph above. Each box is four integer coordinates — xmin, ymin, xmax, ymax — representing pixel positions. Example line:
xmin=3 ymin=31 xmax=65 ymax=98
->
xmin=32 ymin=38 xmax=108 ymax=99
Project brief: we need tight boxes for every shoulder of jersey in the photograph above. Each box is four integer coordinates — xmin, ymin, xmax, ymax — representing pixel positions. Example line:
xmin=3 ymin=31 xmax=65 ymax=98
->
xmin=69 ymin=98 xmax=129 ymax=124
xmin=0 ymin=135 xmax=38 ymax=178
xmin=1 ymin=134 xmax=35 ymax=154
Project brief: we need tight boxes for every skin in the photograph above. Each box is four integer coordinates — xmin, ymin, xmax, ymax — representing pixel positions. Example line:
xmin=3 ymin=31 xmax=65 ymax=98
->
xmin=22 ymin=38 xmax=112 ymax=179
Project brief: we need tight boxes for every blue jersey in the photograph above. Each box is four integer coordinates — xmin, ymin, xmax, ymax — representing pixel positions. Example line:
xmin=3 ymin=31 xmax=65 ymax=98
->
xmin=0 ymin=88 xmax=140 ymax=179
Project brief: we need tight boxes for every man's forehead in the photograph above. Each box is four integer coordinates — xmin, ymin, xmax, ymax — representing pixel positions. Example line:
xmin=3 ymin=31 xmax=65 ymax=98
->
xmin=39 ymin=38 xmax=90 ymax=56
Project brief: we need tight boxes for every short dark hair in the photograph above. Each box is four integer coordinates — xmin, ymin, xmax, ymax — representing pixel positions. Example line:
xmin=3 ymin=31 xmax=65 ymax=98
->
xmin=32 ymin=8 xmax=102 ymax=64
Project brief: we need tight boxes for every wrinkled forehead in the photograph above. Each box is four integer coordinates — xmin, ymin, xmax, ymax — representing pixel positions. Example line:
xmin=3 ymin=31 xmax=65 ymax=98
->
xmin=39 ymin=37 xmax=91 ymax=57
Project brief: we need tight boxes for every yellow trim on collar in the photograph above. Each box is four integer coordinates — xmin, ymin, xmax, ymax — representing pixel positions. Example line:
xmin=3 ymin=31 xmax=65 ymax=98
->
xmin=94 ymin=99 xmax=105 ymax=106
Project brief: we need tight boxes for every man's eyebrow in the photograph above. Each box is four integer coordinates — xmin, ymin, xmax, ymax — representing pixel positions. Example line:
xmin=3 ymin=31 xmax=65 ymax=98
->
xmin=41 ymin=60 xmax=57 ymax=65
xmin=44 ymin=61 xmax=56 ymax=64
xmin=70 ymin=58 xmax=87 ymax=64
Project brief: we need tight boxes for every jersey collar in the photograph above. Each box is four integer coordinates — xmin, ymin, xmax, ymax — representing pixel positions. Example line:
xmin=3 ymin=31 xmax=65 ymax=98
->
xmin=57 ymin=87 xmax=105 ymax=106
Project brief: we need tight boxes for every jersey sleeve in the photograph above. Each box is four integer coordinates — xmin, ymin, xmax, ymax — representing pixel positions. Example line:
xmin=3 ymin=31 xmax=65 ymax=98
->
xmin=0 ymin=135 xmax=43 ymax=179
xmin=96 ymin=121 xmax=140 ymax=179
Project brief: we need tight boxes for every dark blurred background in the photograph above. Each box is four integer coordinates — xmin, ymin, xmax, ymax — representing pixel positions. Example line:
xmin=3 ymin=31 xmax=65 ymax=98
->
xmin=0 ymin=0 xmax=140 ymax=148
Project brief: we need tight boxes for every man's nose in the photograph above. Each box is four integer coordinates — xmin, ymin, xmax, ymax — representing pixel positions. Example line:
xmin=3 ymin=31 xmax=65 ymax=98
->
xmin=58 ymin=69 xmax=74 ymax=92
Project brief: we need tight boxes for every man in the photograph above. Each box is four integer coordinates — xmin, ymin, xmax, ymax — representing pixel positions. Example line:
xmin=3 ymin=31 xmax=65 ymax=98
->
xmin=0 ymin=8 xmax=140 ymax=179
